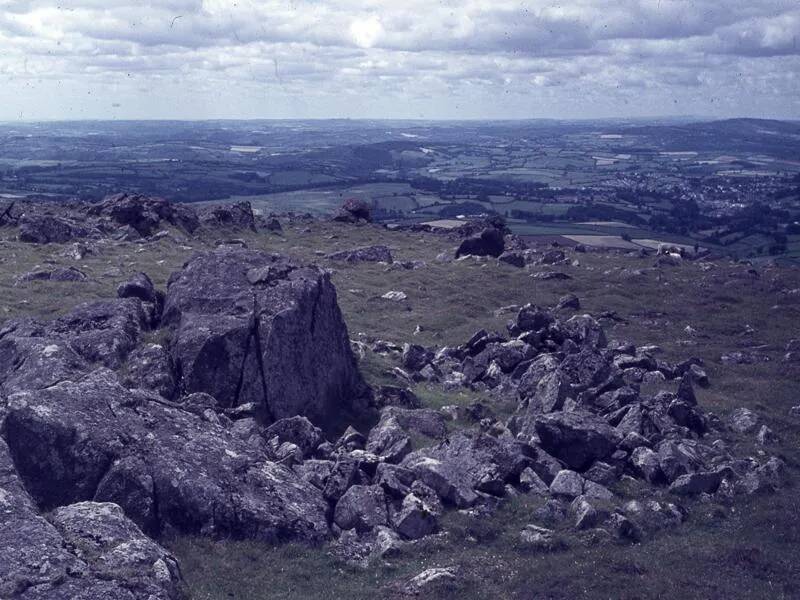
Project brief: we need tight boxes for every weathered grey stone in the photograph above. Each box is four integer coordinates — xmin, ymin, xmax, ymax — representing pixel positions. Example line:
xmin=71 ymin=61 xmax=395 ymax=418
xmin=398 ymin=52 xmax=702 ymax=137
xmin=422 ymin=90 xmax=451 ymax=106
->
xmin=519 ymin=467 xmax=550 ymax=495
xmin=571 ymin=496 xmax=601 ymax=530
xmin=366 ymin=416 xmax=412 ymax=463
xmin=456 ymin=228 xmax=505 ymax=258
xmin=392 ymin=493 xmax=437 ymax=540
xmin=333 ymin=198 xmax=371 ymax=223
xmin=333 ymin=485 xmax=389 ymax=532
xmin=19 ymin=214 xmax=90 ymax=244
xmin=124 ymin=343 xmax=176 ymax=399
xmin=199 ymin=201 xmax=256 ymax=231
xmin=630 ymin=447 xmax=662 ymax=484
xmin=0 ymin=439 xmax=186 ymax=600
xmin=549 ymin=470 xmax=584 ymax=498
xmin=382 ymin=406 xmax=448 ymax=440
xmin=402 ymin=432 xmax=532 ymax=507
xmin=729 ymin=408 xmax=759 ymax=434
xmin=519 ymin=524 xmax=562 ymax=550
xmin=401 ymin=343 xmax=433 ymax=371
xmin=162 ymin=249 xmax=369 ymax=424
xmin=374 ymin=463 xmax=416 ymax=498
xmin=323 ymin=456 xmax=361 ymax=501
xmin=264 ymin=416 xmax=322 ymax=457
xmin=2 ymin=369 xmax=330 ymax=542
xmin=49 ymin=502 xmax=185 ymax=598
xmin=534 ymin=411 xmax=622 ymax=471
xmin=668 ymin=471 xmax=723 ymax=496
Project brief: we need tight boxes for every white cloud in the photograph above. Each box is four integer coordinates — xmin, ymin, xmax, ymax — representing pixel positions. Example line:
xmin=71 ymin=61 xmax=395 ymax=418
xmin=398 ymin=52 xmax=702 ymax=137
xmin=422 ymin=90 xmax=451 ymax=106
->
xmin=350 ymin=16 xmax=384 ymax=49
xmin=0 ymin=1 xmax=797 ymax=119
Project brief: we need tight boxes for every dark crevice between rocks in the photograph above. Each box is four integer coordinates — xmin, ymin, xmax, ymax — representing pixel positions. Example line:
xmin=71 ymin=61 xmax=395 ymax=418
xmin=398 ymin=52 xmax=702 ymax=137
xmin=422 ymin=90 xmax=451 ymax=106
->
xmin=150 ymin=477 xmax=164 ymax=538
xmin=308 ymin=282 xmax=323 ymax=336
xmin=0 ymin=200 xmax=16 ymax=224
xmin=232 ymin=314 xmax=255 ymax=410
xmin=250 ymin=293 xmax=275 ymax=424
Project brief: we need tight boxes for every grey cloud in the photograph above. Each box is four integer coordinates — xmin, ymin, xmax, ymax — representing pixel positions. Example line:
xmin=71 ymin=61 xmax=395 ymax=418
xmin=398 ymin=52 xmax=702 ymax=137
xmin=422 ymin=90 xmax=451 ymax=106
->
xmin=0 ymin=1 xmax=797 ymax=119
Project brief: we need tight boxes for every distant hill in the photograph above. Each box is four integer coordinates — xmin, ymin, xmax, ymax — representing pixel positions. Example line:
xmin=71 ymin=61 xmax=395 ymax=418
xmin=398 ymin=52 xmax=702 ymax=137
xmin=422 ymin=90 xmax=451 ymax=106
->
xmin=617 ymin=117 xmax=800 ymax=158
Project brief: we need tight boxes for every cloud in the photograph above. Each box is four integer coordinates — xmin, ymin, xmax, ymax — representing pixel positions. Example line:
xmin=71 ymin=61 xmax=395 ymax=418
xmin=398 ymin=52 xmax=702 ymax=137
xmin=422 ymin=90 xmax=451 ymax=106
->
xmin=0 ymin=1 xmax=797 ymax=119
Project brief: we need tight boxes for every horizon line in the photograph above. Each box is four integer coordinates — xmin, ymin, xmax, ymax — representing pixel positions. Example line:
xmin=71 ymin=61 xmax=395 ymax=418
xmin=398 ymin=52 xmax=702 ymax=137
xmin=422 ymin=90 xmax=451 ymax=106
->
xmin=2 ymin=115 xmax=799 ymax=125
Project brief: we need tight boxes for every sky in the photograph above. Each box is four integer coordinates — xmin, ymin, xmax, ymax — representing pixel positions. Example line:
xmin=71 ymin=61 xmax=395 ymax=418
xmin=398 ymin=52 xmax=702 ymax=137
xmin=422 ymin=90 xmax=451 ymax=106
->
xmin=0 ymin=0 xmax=798 ymax=121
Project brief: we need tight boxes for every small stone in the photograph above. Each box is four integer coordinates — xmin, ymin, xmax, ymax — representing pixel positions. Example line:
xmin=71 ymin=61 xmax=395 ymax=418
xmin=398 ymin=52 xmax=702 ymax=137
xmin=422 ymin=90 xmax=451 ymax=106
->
xmin=519 ymin=467 xmax=549 ymax=495
xmin=549 ymin=470 xmax=584 ymax=498
xmin=729 ymin=408 xmax=759 ymax=434
xmin=756 ymin=425 xmax=778 ymax=446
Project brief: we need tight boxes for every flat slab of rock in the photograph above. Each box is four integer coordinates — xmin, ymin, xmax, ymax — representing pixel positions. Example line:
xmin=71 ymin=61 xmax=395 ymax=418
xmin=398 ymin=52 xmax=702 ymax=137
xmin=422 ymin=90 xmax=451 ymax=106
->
xmin=326 ymin=245 xmax=393 ymax=263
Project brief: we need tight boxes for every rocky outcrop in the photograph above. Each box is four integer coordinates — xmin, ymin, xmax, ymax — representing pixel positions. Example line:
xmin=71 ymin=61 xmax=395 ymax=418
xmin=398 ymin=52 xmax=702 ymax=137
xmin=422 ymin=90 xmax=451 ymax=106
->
xmin=162 ymin=249 xmax=369 ymax=424
xmin=89 ymin=193 xmax=199 ymax=237
xmin=15 ymin=266 xmax=87 ymax=283
xmin=333 ymin=198 xmax=371 ymax=223
xmin=2 ymin=369 xmax=331 ymax=542
xmin=326 ymin=245 xmax=393 ymax=263
xmin=18 ymin=214 xmax=90 ymax=244
xmin=199 ymin=201 xmax=256 ymax=231
xmin=455 ymin=228 xmax=505 ymax=258
xmin=0 ymin=439 xmax=186 ymax=599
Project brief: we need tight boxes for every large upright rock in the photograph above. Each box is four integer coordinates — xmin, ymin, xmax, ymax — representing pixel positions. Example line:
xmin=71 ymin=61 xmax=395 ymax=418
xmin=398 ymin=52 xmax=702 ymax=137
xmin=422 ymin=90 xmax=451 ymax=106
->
xmin=162 ymin=249 xmax=369 ymax=424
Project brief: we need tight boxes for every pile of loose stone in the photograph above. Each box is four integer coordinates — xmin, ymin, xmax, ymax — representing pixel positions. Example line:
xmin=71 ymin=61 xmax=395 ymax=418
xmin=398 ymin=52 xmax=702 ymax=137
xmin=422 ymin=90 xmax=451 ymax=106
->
xmin=358 ymin=300 xmax=788 ymax=557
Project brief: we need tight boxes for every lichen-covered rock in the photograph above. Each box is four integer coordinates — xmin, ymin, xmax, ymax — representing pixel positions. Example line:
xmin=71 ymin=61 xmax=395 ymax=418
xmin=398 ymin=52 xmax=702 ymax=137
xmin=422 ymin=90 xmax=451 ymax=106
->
xmin=366 ymin=416 xmax=412 ymax=463
xmin=2 ymin=369 xmax=330 ymax=542
xmin=16 ymin=266 xmax=87 ymax=283
xmin=0 ymin=440 xmax=186 ymax=599
xmin=199 ymin=201 xmax=256 ymax=231
xmin=162 ymin=249 xmax=369 ymax=425
xmin=264 ymin=416 xmax=323 ymax=458
xmin=123 ymin=344 xmax=177 ymax=399
xmin=118 ymin=272 xmax=161 ymax=305
xmin=0 ymin=298 xmax=149 ymax=395
xmin=47 ymin=299 xmax=148 ymax=369
xmin=549 ymin=469 xmax=585 ymax=498
xmin=401 ymin=432 xmax=533 ymax=507
xmin=381 ymin=406 xmax=447 ymax=440
xmin=48 ymin=502 xmax=185 ymax=599
xmin=392 ymin=493 xmax=437 ymax=540
xmin=333 ymin=485 xmax=388 ymax=532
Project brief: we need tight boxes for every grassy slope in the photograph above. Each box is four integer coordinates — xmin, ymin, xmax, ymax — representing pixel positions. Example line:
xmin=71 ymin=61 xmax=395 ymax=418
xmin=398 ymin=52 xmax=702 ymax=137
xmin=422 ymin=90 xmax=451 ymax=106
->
xmin=1 ymin=221 xmax=799 ymax=599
